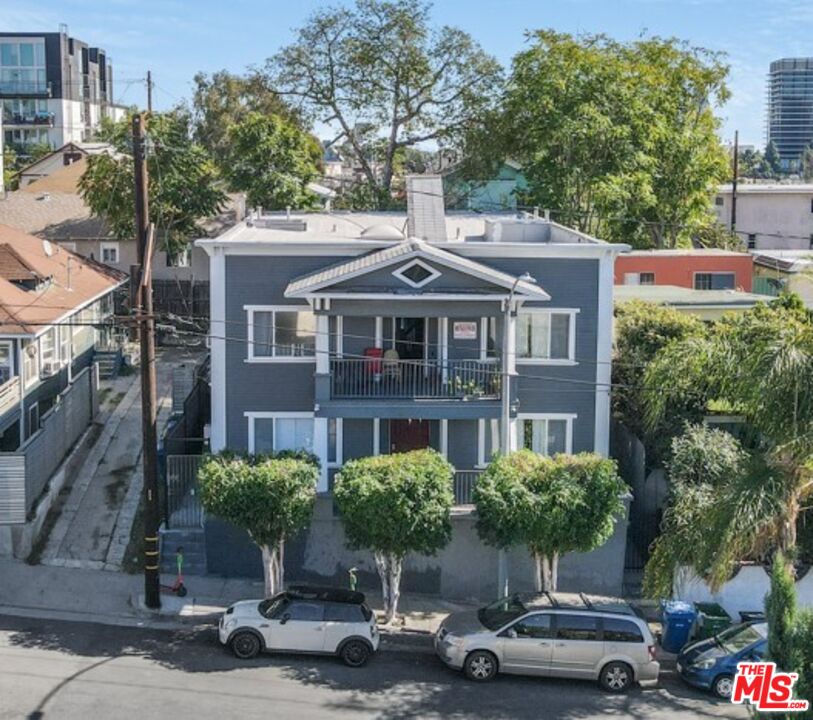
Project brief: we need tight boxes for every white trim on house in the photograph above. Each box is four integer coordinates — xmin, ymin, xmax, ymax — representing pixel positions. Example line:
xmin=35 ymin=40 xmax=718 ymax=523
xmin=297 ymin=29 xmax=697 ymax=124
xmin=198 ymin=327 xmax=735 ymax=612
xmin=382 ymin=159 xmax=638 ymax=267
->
xmin=244 ymin=304 xmax=317 ymax=363
xmin=440 ymin=419 xmax=448 ymax=458
xmin=244 ymin=411 xmax=316 ymax=453
xmin=479 ymin=316 xmax=499 ymax=362
xmin=594 ymin=251 xmax=614 ymax=456
xmin=335 ymin=316 xmax=344 ymax=357
xmin=392 ymin=258 xmax=442 ymax=289
xmin=100 ymin=241 xmax=120 ymax=264
xmin=327 ymin=417 xmax=343 ymax=468
xmin=515 ymin=308 xmax=579 ymax=365
xmin=373 ymin=418 xmax=380 ymax=455
xmin=209 ymin=248 xmax=227 ymax=452
xmin=516 ymin=412 xmax=577 ymax=455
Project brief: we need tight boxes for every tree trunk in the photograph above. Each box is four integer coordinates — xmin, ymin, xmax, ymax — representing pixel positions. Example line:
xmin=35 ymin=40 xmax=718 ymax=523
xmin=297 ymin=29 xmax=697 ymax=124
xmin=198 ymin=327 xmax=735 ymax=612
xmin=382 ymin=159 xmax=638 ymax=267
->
xmin=550 ymin=552 xmax=559 ymax=592
xmin=374 ymin=551 xmax=403 ymax=624
xmin=533 ymin=552 xmax=544 ymax=593
xmin=779 ymin=494 xmax=799 ymax=554
xmin=261 ymin=542 xmax=285 ymax=597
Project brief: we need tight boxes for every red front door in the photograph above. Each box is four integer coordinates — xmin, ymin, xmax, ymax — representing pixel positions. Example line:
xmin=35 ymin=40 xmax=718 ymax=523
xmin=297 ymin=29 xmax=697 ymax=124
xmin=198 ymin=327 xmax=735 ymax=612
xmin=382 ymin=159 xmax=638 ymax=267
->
xmin=390 ymin=420 xmax=431 ymax=453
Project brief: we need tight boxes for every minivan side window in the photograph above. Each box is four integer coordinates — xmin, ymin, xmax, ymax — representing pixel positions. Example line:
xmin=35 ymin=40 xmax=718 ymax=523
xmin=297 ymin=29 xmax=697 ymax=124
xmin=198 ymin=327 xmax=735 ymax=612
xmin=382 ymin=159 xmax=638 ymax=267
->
xmin=510 ymin=613 xmax=553 ymax=639
xmin=556 ymin=614 xmax=599 ymax=641
xmin=603 ymin=618 xmax=644 ymax=643
xmin=286 ymin=601 xmax=324 ymax=622
xmin=324 ymin=602 xmax=363 ymax=623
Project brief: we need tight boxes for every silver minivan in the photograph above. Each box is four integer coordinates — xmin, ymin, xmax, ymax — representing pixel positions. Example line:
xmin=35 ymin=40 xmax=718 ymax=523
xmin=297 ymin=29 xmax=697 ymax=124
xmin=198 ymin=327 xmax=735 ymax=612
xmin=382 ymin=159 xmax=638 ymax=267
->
xmin=435 ymin=592 xmax=659 ymax=692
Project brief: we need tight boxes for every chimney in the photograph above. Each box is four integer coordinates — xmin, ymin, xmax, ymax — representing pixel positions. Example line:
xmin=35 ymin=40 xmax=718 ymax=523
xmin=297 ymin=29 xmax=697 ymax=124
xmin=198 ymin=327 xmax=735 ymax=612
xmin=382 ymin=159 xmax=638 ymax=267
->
xmin=406 ymin=175 xmax=447 ymax=241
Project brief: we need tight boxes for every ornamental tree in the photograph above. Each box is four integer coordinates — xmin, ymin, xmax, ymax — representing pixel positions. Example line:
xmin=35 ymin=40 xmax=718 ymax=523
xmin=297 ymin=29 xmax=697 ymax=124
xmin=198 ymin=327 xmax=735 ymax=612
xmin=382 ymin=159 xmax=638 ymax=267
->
xmin=198 ymin=451 xmax=318 ymax=596
xmin=474 ymin=451 xmax=627 ymax=592
xmin=333 ymin=449 xmax=454 ymax=623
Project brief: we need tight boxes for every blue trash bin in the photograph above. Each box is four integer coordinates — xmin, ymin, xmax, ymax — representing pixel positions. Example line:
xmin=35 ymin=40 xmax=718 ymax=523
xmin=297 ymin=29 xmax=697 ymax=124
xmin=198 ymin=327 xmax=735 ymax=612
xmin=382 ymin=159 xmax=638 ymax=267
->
xmin=661 ymin=600 xmax=697 ymax=653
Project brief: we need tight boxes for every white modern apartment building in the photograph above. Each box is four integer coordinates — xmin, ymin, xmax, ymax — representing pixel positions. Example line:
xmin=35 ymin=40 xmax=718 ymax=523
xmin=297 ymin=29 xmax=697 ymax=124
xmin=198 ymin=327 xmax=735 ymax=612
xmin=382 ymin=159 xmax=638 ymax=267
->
xmin=0 ymin=29 xmax=126 ymax=152
xmin=714 ymin=183 xmax=813 ymax=251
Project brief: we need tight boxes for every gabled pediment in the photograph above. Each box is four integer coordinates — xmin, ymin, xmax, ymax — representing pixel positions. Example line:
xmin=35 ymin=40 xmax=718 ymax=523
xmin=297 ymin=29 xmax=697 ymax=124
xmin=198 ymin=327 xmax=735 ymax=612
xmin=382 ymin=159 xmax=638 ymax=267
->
xmin=285 ymin=239 xmax=550 ymax=300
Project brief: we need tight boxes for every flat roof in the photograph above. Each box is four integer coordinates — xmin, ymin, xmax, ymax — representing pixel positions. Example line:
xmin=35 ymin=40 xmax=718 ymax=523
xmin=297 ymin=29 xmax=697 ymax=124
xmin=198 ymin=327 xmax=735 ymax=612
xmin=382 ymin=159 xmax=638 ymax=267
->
xmin=198 ymin=210 xmax=626 ymax=251
xmin=614 ymin=284 xmax=767 ymax=307
xmin=622 ymin=249 xmax=749 ymax=258
xmin=718 ymin=183 xmax=813 ymax=194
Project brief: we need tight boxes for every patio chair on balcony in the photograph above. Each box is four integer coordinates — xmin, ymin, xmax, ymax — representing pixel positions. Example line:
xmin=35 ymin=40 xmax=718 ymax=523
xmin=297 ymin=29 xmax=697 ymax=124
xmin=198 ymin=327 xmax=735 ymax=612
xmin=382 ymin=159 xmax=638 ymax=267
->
xmin=382 ymin=348 xmax=402 ymax=381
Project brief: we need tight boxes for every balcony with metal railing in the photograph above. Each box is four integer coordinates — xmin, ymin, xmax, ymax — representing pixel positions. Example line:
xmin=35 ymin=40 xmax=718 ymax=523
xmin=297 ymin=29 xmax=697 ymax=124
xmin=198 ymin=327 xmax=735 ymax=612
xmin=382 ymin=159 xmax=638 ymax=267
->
xmin=0 ymin=376 xmax=20 ymax=418
xmin=329 ymin=358 xmax=501 ymax=400
xmin=2 ymin=110 xmax=54 ymax=127
xmin=0 ymin=81 xmax=52 ymax=97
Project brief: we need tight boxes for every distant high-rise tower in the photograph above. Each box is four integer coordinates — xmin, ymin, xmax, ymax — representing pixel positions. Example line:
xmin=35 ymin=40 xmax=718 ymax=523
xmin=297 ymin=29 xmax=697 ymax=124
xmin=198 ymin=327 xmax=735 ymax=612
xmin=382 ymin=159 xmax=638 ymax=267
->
xmin=767 ymin=58 xmax=813 ymax=171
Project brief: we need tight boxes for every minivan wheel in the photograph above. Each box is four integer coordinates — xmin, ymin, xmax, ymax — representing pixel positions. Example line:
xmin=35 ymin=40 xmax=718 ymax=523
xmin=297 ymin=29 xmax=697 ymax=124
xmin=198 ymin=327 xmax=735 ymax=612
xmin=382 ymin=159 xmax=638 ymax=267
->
xmin=600 ymin=661 xmax=633 ymax=692
xmin=340 ymin=640 xmax=371 ymax=667
xmin=464 ymin=651 xmax=498 ymax=682
xmin=231 ymin=631 xmax=261 ymax=660
xmin=712 ymin=674 xmax=734 ymax=699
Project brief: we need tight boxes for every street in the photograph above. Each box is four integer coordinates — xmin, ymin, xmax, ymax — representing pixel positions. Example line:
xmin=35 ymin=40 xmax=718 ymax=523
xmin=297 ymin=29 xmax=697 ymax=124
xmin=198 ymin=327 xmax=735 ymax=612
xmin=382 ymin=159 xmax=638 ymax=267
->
xmin=0 ymin=614 xmax=745 ymax=720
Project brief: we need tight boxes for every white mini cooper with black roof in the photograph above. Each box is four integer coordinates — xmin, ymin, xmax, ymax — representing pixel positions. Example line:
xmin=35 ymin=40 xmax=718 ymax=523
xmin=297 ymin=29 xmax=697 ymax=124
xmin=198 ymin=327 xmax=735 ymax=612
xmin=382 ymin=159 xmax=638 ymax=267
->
xmin=219 ymin=585 xmax=380 ymax=667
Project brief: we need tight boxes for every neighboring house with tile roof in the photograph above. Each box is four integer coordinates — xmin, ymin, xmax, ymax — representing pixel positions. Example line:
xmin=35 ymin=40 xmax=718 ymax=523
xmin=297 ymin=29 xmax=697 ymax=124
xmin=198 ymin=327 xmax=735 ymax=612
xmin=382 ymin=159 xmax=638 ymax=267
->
xmin=0 ymin=224 xmax=125 ymax=461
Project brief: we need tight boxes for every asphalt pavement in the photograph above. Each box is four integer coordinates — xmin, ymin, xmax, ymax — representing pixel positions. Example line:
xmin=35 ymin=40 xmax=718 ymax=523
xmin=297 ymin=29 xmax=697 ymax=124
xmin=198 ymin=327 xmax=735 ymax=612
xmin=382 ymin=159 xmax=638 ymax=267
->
xmin=0 ymin=614 xmax=746 ymax=720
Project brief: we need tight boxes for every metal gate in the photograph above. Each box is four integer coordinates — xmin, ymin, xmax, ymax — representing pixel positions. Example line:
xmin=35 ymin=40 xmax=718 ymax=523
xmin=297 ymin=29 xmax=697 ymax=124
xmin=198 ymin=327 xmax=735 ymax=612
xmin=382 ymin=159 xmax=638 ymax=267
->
xmin=165 ymin=454 xmax=204 ymax=528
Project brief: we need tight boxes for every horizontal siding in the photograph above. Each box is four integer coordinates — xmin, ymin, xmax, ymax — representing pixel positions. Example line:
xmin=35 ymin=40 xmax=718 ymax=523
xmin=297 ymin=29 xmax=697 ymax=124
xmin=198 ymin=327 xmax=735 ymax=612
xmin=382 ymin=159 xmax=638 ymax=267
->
xmin=0 ymin=455 xmax=26 ymax=524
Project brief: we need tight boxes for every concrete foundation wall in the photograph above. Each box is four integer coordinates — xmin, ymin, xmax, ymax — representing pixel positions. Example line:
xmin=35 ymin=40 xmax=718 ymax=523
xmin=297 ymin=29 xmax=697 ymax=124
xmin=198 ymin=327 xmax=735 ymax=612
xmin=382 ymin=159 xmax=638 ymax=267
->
xmin=205 ymin=496 xmax=629 ymax=601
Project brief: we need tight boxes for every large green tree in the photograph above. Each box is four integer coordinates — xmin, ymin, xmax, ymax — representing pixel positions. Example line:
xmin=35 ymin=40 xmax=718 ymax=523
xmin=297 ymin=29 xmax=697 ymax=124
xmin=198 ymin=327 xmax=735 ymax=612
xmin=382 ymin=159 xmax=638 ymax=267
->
xmin=333 ymin=450 xmax=454 ymax=622
xmin=265 ymin=0 xmax=502 ymax=205
xmin=198 ymin=452 xmax=318 ymax=596
xmin=190 ymin=70 xmax=304 ymax=169
xmin=224 ymin=112 xmax=321 ymax=210
xmin=464 ymin=31 xmax=729 ymax=248
xmin=79 ymin=112 xmax=226 ymax=256
xmin=643 ymin=296 xmax=813 ymax=592
xmin=474 ymin=451 xmax=627 ymax=591
xmin=612 ymin=300 xmax=707 ymax=463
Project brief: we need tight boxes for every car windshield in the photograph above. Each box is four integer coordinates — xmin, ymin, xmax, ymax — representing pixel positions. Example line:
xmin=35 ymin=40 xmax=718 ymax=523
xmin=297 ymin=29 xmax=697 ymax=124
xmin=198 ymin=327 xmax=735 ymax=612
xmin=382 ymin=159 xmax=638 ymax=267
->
xmin=478 ymin=594 xmax=528 ymax=630
xmin=718 ymin=624 xmax=764 ymax=654
xmin=259 ymin=594 xmax=288 ymax=619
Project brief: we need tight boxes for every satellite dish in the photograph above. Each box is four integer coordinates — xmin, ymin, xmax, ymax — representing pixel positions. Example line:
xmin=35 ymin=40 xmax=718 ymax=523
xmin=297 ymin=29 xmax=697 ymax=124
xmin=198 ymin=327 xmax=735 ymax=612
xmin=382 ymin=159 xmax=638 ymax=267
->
xmin=42 ymin=240 xmax=54 ymax=257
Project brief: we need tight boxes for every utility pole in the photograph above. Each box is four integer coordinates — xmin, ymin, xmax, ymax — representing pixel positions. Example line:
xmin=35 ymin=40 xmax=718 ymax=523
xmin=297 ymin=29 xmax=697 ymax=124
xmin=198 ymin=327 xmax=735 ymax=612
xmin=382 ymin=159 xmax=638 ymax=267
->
xmin=146 ymin=71 xmax=153 ymax=115
xmin=730 ymin=130 xmax=738 ymax=233
xmin=132 ymin=113 xmax=161 ymax=609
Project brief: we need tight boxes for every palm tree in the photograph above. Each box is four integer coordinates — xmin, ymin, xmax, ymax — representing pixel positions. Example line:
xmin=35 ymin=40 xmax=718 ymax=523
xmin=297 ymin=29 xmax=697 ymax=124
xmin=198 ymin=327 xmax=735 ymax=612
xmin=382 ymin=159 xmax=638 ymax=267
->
xmin=643 ymin=296 xmax=813 ymax=589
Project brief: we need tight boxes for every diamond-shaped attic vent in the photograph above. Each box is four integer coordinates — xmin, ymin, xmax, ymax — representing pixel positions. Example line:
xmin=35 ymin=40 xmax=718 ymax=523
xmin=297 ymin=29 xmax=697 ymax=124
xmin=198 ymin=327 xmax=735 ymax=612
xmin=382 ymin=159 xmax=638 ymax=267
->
xmin=392 ymin=259 xmax=441 ymax=288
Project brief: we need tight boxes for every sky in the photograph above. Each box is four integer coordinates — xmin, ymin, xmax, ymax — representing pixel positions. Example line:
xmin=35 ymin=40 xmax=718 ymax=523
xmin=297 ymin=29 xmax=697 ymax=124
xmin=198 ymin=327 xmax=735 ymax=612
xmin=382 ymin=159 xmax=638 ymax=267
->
xmin=3 ymin=0 xmax=813 ymax=149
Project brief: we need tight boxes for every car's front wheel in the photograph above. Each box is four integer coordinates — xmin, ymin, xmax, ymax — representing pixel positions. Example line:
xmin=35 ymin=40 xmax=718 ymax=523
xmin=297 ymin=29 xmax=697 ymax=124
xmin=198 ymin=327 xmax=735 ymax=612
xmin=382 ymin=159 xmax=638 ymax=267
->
xmin=231 ymin=631 xmax=262 ymax=660
xmin=600 ymin=661 xmax=633 ymax=692
xmin=464 ymin=650 xmax=498 ymax=682
xmin=340 ymin=639 xmax=371 ymax=667
xmin=712 ymin=674 xmax=734 ymax=699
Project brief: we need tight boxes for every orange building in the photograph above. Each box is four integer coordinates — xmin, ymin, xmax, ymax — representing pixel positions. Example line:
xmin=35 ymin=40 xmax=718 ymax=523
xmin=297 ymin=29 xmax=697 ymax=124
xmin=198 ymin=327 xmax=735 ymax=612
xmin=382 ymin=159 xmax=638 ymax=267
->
xmin=614 ymin=249 xmax=753 ymax=292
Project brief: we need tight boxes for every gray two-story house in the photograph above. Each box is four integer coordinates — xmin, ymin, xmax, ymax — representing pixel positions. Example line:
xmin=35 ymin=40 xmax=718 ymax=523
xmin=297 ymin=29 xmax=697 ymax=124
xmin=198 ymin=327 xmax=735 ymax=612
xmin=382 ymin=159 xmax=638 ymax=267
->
xmin=197 ymin=178 xmax=629 ymax=598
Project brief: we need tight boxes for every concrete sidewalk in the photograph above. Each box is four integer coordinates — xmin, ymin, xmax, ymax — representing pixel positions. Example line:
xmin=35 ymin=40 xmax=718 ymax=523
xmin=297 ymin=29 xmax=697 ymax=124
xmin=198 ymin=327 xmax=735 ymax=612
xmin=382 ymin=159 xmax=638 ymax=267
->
xmin=0 ymin=557 xmax=473 ymax=638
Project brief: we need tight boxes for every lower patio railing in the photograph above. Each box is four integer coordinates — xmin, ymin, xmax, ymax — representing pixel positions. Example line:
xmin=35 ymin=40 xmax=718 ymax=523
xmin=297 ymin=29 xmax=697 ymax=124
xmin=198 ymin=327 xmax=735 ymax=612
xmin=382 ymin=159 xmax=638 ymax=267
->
xmin=453 ymin=470 xmax=483 ymax=506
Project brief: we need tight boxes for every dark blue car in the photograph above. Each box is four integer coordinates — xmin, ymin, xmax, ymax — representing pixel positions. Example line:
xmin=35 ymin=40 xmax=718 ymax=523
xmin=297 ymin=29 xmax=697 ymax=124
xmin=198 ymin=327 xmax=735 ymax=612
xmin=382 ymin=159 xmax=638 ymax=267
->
xmin=677 ymin=622 xmax=767 ymax=698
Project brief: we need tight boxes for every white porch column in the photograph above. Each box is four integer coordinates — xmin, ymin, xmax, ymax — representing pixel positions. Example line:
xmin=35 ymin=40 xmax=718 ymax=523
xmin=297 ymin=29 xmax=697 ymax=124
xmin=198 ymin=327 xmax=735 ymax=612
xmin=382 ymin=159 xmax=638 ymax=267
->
xmin=314 ymin=417 xmax=329 ymax=492
xmin=500 ymin=304 xmax=517 ymax=453
xmin=316 ymin=313 xmax=329 ymax=374
xmin=209 ymin=248 xmax=227 ymax=452
xmin=440 ymin=419 xmax=448 ymax=458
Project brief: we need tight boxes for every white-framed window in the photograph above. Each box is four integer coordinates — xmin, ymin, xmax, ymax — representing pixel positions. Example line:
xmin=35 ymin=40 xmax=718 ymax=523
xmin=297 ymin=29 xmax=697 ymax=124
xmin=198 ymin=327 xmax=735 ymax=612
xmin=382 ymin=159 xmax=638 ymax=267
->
xmin=479 ymin=317 xmax=498 ymax=360
xmin=22 ymin=339 xmax=38 ymax=387
xmin=100 ymin=242 xmax=119 ymax=264
xmin=517 ymin=414 xmax=575 ymax=455
xmin=39 ymin=327 xmax=57 ymax=368
xmin=694 ymin=272 xmax=735 ymax=291
xmin=477 ymin=418 xmax=502 ymax=467
xmin=392 ymin=259 xmax=441 ymax=288
xmin=246 ymin=412 xmax=315 ymax=454
xmin=328 ymin=418 xmax=343 ymax=467
xmin=59 ymin=324 xmax=71 ymax=364
xmin=245 ymin=305 xmax=316 ymax=362
xmin=624 ymin=272 xmax=655 ymax=286
xmin=516 ymin=309 xmax=577 ymax=364
xmin=0 ymin=341 xmax=12 ymax=384
xmin=27 ymin=401 xmax=40 ymax=438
